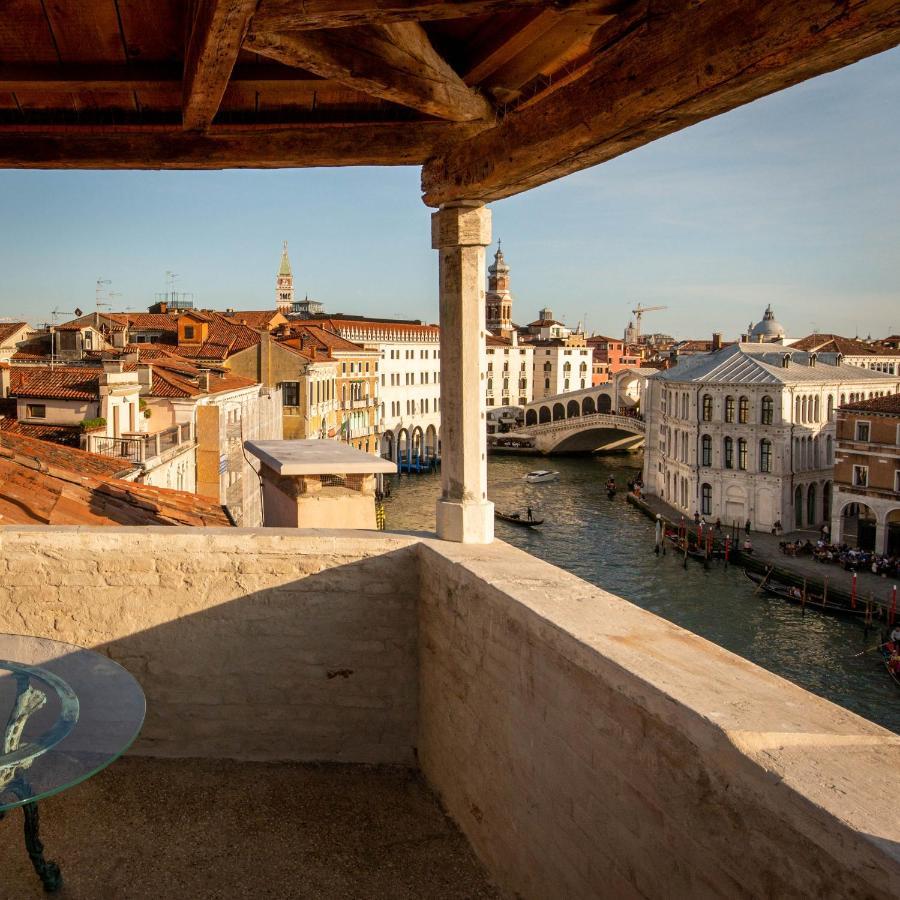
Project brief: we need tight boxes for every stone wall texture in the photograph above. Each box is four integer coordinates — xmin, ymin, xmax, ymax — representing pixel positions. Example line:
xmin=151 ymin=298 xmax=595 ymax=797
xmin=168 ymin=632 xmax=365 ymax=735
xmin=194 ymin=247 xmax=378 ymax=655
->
xmin=0 ymin=527 xmax=420 ymax=764
xmin=417 ymin=539 xmax=900 ymax=899
xmin=2 ymin=525 xmax=899 ymax=897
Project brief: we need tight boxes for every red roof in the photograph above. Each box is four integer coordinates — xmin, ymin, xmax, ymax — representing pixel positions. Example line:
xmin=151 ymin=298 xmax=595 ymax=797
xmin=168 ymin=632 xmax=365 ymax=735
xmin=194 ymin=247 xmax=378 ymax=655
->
xmin=222 ymin=310 xmax=287 ymax=329
xmin=292 ymin=317 xmax=440 ymax=339
xmin=9 ymin=366 xmax=99 ymax=400
xmin=839 ymin=393 xmax=900 ymax=415
xmin=0 ymin=418 xmax=82 ymax=446
xmin=0 ymin=432 xmax=230 ymax=527
xmin=0 ymin=322 xmax=28 ymax=344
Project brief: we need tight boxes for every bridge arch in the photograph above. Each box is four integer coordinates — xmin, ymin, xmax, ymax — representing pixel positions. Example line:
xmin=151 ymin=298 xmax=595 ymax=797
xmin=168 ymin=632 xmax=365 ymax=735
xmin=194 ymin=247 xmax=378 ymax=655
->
xmin=582 ymin=396 xmax=596 ymax=415
xmin=597 ymin=394 xmax=612 ymax=414
xmin=525 ymin=409 xmax=538 ymax=426
xmin=552 ymin=402 xmax=565 ymax=421
xmin=566 ymin=399 xmax=580 ymax=418
xmin=539 ymin=405 xmax=551 ymax=423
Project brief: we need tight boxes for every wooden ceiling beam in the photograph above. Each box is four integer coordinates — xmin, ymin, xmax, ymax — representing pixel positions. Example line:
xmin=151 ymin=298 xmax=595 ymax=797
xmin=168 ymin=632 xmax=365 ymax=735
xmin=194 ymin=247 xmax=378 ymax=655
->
xmin=183 ymin=0 xmax=260 ymax=131
xmin=251 ymin=0 xmax=630 ymax=31
xmin=422 ymin=0 xmax=900 ymax=206
xmin=0 ymin=121 xmax=486 ymax=168
xmin=244 ymin=22 xmax=494 ymax=122
xmin=0 ymin=63 xmax=331 ymax=94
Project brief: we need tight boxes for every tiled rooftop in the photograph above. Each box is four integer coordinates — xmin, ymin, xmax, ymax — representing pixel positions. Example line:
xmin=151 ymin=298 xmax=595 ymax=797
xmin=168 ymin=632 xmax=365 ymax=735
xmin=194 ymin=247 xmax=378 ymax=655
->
xmin=0 ymin=431 xmax=230 ymax=526
xmin=0 ymin=321 xmax=28 ymax=344
xmin=839 ymin=392 xmax=900 ymax=415
xmin=9 ymin=366 xmax=99 ymax=400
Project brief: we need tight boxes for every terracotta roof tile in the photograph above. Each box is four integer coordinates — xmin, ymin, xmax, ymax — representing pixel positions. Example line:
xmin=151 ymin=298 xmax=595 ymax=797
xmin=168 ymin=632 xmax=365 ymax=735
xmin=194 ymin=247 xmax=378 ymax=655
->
xmin=0 ymin=431 xmax=231 ymax=527
xmin=9 ymin=366 xmax=99 ymax=400
xmin=0 ymin=322 xmax=28 ymax=344
xmin=839 ymin=393 xmax=900 ymax=415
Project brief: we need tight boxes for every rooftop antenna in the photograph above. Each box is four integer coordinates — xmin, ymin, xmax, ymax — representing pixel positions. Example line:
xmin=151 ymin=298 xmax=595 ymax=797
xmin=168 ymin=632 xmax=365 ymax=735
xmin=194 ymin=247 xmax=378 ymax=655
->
xmin=48 ymin=305 xmax=77 ymax=369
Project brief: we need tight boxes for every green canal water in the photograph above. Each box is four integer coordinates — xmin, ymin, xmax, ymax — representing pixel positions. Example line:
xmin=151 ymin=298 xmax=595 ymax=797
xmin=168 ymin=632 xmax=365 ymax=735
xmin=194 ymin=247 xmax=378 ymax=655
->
xmin=384 ymin=452 xmax=900 ymax=735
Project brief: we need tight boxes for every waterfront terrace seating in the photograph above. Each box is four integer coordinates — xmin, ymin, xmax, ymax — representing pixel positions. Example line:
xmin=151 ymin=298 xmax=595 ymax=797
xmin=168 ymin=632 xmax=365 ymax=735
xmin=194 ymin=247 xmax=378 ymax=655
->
xmin=3 ymin=1 xmax=900 ymax=896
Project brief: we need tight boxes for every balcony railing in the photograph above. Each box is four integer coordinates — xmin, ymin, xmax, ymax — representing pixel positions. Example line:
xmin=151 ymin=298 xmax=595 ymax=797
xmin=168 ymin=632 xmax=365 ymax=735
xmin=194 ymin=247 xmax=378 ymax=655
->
xmin=88 ymin=423 xmax=193 ymax=464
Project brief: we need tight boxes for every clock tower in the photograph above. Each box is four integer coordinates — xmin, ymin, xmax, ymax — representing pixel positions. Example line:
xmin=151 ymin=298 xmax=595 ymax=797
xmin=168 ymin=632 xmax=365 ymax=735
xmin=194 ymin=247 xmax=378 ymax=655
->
xmin=276 ymin=241 xmax=294 ymax=314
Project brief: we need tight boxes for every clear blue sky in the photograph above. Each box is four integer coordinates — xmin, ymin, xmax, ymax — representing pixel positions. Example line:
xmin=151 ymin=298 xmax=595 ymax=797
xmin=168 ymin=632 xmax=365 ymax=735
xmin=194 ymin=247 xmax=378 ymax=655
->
xmin=1 ymin=46 xmax=898 ymax=341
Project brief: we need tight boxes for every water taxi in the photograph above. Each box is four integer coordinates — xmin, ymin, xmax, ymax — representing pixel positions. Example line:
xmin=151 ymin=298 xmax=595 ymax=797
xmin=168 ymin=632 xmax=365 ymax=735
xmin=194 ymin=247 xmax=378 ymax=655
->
xmin=524 ymin=470 xmax=559 ymax=484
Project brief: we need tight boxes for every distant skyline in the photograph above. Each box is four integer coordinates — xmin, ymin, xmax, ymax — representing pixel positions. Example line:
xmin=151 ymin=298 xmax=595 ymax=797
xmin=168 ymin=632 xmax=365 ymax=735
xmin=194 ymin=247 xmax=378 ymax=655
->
xmin=1 ymin=46 xmax=898 ymax=340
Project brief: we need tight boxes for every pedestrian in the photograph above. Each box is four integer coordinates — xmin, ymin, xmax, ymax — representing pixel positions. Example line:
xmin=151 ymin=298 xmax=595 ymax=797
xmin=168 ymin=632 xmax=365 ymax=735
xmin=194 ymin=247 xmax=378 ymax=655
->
xmin=714 ymin=518 xmax=722 ymax=531
xmin=694 ymin=511 xmax=700 ymax=526
xmin=821 ymin=523 xmax=830 ymax=541
xmin=745 ymin=518 xmax=751 ymax=535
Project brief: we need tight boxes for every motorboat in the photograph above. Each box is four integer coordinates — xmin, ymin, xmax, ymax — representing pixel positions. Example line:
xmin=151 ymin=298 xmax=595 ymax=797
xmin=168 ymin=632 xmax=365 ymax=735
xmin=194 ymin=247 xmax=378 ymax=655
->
xmin=524 ymin=470 xmax=559 ymax=484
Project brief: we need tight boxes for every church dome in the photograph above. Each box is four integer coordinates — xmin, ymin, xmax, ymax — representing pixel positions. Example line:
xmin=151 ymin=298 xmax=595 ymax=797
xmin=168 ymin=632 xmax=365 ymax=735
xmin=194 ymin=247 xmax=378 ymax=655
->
xmin=749 ymin=304 xmax=786 ymax=341
xmin=488 ymin=242 xmax=509 ymax=277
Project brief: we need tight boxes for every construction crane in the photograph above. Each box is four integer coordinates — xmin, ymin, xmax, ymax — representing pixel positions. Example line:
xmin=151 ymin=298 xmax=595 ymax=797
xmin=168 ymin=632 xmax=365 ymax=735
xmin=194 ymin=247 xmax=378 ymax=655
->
xmin=630 ymin=303 xmax=668 ymax=342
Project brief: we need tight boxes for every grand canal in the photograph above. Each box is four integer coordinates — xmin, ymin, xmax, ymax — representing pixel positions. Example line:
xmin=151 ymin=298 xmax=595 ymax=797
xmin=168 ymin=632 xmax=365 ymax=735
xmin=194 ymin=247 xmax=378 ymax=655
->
xmin=385 ymin=452 xmax=900 ymax=734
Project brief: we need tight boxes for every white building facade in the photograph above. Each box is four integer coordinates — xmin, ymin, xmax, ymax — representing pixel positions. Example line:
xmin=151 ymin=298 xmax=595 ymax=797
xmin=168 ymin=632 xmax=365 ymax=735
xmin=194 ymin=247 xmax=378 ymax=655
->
xmin=311 ymin=318 xmax=441 ymax=464
xmin=486 ymin=333 xmax=533 ymax=409
xmin=643 ymin=343 xmax=899 ymax=533
xmin=530 ymin=337 xmax=593 ymax=402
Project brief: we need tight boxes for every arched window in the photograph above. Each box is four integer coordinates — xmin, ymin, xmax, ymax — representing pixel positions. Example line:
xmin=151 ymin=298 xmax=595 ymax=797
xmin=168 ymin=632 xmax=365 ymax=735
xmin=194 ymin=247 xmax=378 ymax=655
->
xmin=724 ymin=396 xmax=735 ymax=423
xmin=807 ymin=484 xmax=817 ymax=525
xmin=795 ymin=396 xmax=802 ymax=422
xmin=737 ymin=438 xmax=748 ymax=470
xmin=761 ymin=395 xmax=774 ymax=425
xmin=701 ymin=483 xmax=712 ymax=516
xmin=827 ymin=395 xmax=834 ymax=421
xmin=579 ymin=362 xmax=588 ymax=373
xmin=826 ymin=434 xmax=833 ymax=465
xmin=701 ymin=434 xmax=712 ymax=466
xmin=702 ymin=394 xmax=712 ymax=422
xmin=738 ymin=396 xmax=749 ymax=424
xmin=801 ymin=396 xmax=808 ymax=423
xmin=759 ymin=439 xmax=772 ymax=473
xmin=814 ymin=396 xmax=820 ymax=422
xmin=487 ymin=378 xmax=493 ymax=390
xmin=794 ymin=486 xmax=803 ymax=528
xmin=563 ymin=362 xmax=571 ymax=373
xmin=723 ymin=437 xmax=734 ymax=469
xmin=543 ymin=361 xmax=551 ymax=372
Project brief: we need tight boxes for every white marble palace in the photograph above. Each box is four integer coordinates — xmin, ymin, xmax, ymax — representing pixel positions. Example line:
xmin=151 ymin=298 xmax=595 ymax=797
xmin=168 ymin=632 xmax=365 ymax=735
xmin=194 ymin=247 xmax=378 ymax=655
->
xmin=643 ymin=333 xmax=900 ymax=533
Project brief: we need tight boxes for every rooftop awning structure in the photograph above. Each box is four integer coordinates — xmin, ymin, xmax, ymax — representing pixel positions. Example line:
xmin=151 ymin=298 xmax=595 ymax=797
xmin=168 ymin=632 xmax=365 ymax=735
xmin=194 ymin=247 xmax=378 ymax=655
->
xmin=0 ymin=0 xmax=897 ymax=204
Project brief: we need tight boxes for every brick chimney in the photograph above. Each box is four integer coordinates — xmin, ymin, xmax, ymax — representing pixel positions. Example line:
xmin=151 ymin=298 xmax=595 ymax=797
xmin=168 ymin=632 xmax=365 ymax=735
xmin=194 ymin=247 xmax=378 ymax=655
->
xmin=198 ymin=371 xmax=211 ymax=392
xmin=712 ymin=332 xmax=722 ymax=351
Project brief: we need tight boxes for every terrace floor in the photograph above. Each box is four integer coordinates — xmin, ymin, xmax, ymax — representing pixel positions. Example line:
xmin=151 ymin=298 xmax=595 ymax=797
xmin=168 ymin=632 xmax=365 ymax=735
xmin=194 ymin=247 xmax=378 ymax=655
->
xmin=0 ymin=757 xmax=498 ymax=900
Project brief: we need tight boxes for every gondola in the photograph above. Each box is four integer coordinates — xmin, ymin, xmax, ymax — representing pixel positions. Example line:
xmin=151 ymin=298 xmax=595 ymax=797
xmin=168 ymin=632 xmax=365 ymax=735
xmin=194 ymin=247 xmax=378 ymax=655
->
xmin=495 ymin=510 xmax=544 ymax=527
xmin=666 ymin=533 xmax=725 ymax=562
xmin=880 ymin=644 xmax=900 ymax=688
xmin=742 ymin=569 xmax=867 ymax=620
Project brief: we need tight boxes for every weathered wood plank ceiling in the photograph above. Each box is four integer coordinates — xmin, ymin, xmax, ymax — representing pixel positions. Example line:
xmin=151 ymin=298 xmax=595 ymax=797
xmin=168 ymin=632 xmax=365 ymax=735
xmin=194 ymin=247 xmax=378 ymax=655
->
xmin=0 ymin=0 xmax=897 ymax=206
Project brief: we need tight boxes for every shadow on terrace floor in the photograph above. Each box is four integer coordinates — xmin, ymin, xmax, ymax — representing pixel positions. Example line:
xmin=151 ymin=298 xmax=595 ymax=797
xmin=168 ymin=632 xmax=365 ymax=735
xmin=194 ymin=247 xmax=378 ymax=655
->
xmin=0 ymin=757 xmax=498 ymax=900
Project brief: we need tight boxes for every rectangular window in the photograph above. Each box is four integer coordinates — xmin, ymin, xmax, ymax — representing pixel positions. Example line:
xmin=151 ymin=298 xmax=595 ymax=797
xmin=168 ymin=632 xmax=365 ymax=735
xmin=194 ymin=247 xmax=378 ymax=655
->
xmin=855 ymin=421 xmax=870 ymax=442
xmin=760 ymin=440 xmax=772 ymax=473
xmin=738 ymin=397 xmax=749 ymax=424
xmin=725 ymin=397 xmax=734 ymax=423
xmin=738 ymin=439 xmax=748 ymax=471
xmin=853 ymin=465 xmax=868 ymax=487
xmin=26 ymin=403 xmax=46 ymax=418
xmin=702 ymin=396 xmax=712 ymax=421
xmin=183 ymin=325 xmax=194 ymax=339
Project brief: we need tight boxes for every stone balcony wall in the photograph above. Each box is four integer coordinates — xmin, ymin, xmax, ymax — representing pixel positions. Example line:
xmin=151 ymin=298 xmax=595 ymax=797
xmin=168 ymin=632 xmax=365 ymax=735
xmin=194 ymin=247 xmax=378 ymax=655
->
xmin=0 ymin=527 xmax=420 ymax=764
xmin=417 ymin=540 xmax=900 ymax=900
xmin=0 ymin=526 xmax=898 ymax=897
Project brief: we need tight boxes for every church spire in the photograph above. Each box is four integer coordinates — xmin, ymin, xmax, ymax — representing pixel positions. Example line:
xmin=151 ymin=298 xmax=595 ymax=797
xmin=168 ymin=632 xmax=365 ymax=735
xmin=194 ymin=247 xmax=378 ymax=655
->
xmin=486 ymin=240 xmax=513 ymax=334
xmin=276 ymin=241 xmax=294 ymax=313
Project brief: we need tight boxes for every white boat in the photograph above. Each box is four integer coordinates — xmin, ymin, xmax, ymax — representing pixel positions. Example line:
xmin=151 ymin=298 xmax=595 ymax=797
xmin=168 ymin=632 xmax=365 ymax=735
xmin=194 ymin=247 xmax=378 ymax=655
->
xmin=524 ymin=470 xmax=559 ymax=484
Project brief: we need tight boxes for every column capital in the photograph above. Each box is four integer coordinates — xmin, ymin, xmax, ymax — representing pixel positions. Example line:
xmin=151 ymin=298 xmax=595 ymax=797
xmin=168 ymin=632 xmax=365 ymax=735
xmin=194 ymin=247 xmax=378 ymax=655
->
xmin=431 ymin=204 xmax=491 ymax=250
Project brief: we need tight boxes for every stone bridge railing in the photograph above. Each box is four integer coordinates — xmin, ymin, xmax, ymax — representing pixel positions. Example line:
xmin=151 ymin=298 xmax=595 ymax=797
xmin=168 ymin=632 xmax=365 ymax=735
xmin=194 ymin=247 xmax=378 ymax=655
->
xmin=517 ymin=412 xmax=646 ymax=436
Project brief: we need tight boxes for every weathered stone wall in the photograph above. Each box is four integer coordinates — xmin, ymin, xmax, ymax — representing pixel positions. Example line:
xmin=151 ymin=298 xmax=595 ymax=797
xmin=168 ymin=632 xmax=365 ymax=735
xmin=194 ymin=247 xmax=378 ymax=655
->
xmin=417 ymin=539 xmax=900 ymax=899
xmin=0 ymin=527 xmax=420 ymax=764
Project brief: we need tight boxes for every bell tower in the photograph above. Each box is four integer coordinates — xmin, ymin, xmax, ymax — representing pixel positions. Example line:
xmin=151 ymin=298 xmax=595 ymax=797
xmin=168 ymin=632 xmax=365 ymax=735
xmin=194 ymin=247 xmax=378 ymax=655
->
xmin=486 ymin=241 xmax=513 ymax=334
xmin=276 ymin=241 xmax=294 ymax=314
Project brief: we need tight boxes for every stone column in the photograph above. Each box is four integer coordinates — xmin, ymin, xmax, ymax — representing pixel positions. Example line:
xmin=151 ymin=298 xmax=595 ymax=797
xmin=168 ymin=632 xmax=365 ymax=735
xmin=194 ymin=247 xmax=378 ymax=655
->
xmin=432 ymin=202 xmax=493 ymax=543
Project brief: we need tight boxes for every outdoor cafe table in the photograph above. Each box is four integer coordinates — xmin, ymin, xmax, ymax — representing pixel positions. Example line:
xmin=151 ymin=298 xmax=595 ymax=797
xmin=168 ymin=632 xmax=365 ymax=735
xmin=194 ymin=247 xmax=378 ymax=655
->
xmin=0 ymin=633 xmax=145 ymax=892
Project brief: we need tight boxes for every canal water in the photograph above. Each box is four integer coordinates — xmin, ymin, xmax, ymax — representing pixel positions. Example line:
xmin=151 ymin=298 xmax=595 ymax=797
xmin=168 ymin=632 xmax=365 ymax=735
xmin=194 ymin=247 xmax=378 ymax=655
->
xmin=384 ymin=452 xmax=900 ymax=734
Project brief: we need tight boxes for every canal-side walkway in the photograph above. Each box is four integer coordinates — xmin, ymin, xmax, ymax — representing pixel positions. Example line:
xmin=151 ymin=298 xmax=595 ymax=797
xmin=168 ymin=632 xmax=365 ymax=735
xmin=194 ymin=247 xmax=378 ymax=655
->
xmin=628 ymin=492 xmax=898 ymax=613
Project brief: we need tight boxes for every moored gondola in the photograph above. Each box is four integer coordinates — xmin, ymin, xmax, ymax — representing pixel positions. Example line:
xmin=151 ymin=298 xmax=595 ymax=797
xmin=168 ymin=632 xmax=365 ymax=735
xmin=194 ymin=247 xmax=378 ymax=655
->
xmin=743 ymin=569 xmax=867 ymax=620
xmin=495 ymin=510 xmax=544 ymax=527
xmin=880 ymin=642 xmax=900 ymax=688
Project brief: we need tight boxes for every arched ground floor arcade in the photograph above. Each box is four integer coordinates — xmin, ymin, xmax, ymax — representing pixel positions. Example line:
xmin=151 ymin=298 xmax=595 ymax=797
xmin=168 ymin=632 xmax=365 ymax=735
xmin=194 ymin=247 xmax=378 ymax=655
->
xmin=831 ymin=488 xmax=900 ymax=556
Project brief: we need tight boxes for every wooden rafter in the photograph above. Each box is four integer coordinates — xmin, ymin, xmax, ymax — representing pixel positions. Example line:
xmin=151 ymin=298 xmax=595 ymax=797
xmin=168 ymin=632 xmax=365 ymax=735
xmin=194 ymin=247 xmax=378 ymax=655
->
xmin=250 ymin=0 xmax=630 ymax=31
xmin=422 ymin=0 xmax=900 ymax=205
xmin=244 ymin=22 xmax=494 ymax=122
xmin=0 ymin=63 xmax=333 ymax=94
xmin=183 ymin=0 xmax=259 ymax=131
xmin=0 ymin=121 xmax=487 ymax=168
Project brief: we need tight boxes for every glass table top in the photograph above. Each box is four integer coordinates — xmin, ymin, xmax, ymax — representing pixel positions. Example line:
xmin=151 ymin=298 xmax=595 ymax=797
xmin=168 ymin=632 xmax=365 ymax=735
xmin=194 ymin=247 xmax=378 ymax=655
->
xmin=0 ymin=633 xmax=145 ymax=811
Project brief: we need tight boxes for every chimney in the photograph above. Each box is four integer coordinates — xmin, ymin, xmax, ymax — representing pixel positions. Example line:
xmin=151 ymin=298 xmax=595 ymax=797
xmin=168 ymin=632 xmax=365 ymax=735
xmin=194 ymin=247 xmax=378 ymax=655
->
xmin=712 ymin=332 xmax=722 ymax=351
xmin=809 ymin=353 xmax=817 ymax=367
xmin=199 ymin=371 xmax=211 ymax=392
xmin=158 ymin=302 xmax=167 ymax=314
xmin=136 ymin=364 xmax=153 ymax=388
xmin=782 ymin=353 xmax=790 ymax=369
xmin=102 ymin=360 xmax=125 ymax=374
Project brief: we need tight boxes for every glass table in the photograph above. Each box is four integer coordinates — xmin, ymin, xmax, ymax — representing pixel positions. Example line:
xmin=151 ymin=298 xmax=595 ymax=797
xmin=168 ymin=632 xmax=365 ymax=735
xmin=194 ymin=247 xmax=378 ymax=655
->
xmin=0 ymin=633 xmax=145 ymax=893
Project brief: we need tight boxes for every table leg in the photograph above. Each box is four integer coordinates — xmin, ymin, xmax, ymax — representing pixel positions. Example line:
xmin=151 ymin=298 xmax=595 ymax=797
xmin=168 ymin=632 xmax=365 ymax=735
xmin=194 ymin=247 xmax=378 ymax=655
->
xmin=22 ymin=802 xmax=62 ymax=893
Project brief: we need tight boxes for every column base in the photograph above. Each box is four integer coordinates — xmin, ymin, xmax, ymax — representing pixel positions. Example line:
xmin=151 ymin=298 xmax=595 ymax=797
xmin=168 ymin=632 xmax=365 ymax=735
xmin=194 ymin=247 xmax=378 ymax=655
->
xmin=436 ymin=499 xmax=494 ymax=544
